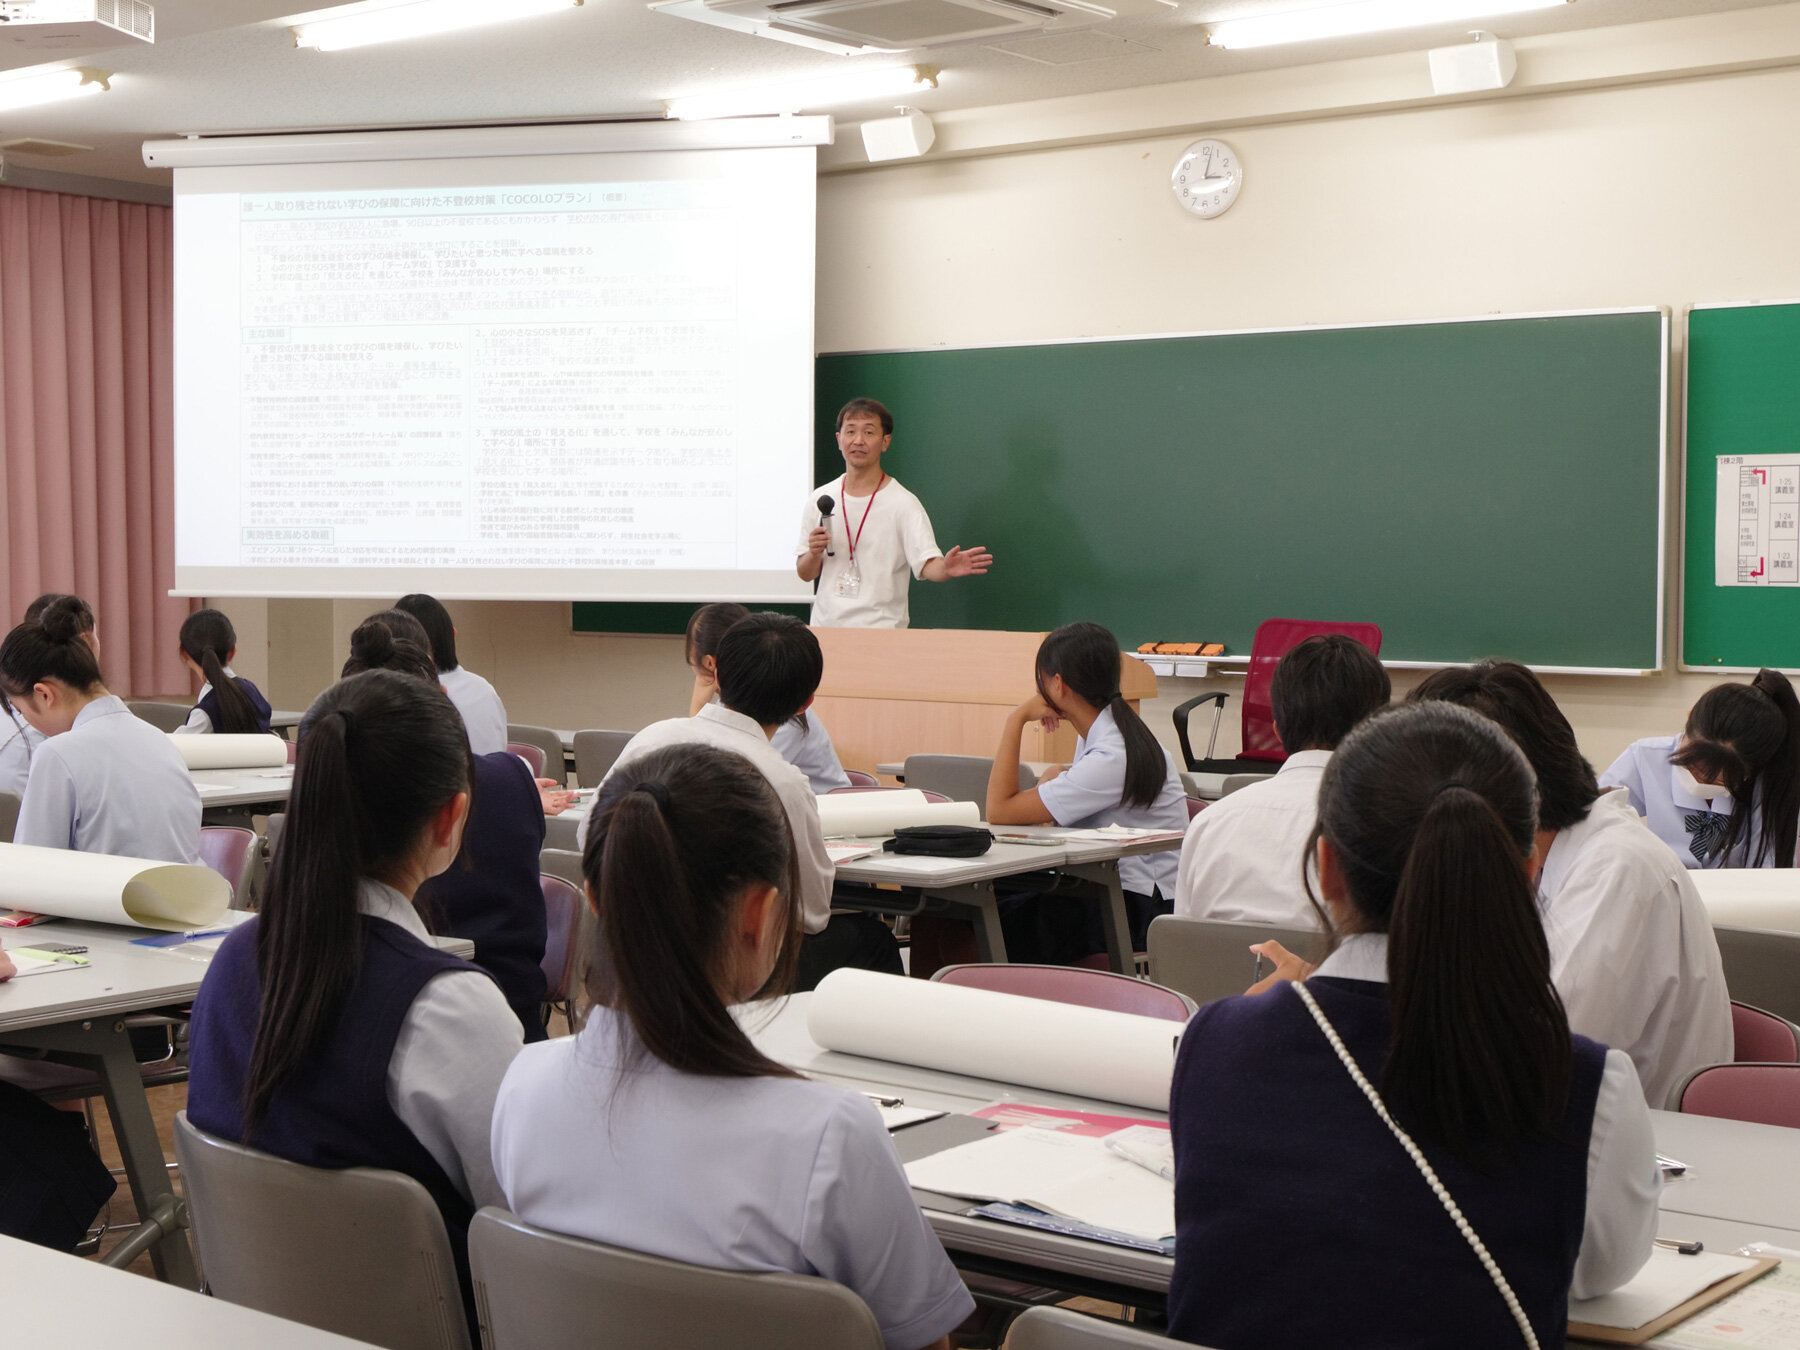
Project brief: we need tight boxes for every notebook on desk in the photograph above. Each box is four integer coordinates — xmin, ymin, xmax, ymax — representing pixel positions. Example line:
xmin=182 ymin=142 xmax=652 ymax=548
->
xmin=1568 ymin=1249 xmax=1782 ymax=1345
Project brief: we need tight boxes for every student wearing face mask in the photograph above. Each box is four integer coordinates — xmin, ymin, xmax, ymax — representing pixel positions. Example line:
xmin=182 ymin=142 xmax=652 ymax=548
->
xmin=1601 ymin=668 xmax=1800 ymax=869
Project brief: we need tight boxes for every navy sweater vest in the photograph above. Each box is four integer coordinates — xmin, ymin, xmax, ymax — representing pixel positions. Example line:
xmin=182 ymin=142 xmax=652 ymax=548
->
xmin=187 ymin=915 xmax=488 ymax=1298
xmin=1168 ymin=976 xmax=1606 ymax=1350
xmin=197 ymin=677 xmax=273 ymax=735
xmin=415 ymin=751 xmax=549 ymax=1041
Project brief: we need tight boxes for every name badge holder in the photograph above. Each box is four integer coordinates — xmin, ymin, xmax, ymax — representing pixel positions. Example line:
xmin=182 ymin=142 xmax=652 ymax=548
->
xmin=837 ymin=474 xmax=886 ymax=602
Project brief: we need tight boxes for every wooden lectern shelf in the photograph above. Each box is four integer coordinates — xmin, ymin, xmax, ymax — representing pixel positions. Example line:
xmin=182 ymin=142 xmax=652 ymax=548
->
xmin=810 ymin=628 xmax=1159 ymax=779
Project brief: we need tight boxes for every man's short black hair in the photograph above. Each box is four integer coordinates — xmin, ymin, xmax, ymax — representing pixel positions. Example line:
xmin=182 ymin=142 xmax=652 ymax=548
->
xmin=1269 ymin=634 xmax=1391 ymax=753
xmin=836 ymin=398 xmax=893 ymax=436
xmin=1408 ymin=659 xmax=1599 ymax=832
xmin=715 ymin=613 xmax=824 ymax=727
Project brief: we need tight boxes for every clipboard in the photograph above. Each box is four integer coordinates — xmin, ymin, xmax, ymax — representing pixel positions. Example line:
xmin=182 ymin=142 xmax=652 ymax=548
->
xmin=1568 ymin=1256 xmax=1780 ymax=1345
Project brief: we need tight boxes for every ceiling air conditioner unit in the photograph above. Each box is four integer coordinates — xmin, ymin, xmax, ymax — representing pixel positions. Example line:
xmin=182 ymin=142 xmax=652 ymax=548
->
xmin=653 ymin=0 xmax=1167 ymax=55
xmin=0 ymin=0 xmax=154 ymax=52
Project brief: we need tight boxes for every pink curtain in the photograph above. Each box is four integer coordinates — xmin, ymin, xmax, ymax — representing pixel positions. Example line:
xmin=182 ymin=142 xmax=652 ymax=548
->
xmin=0 ymin=184 xmax=192 ymax=698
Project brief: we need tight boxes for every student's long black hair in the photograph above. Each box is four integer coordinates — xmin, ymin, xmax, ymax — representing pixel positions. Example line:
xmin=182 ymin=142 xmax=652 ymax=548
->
xmin=1675 ymin=668 xmax=1800 ymax=867
xmin=1036 ymin=622 xmax=1165 ymax=810
xmin=395 ymin=594 xmax=458 ymax=675
xmin=581 ymin=743 xmax=803 ymax=1079
xmin=0 ymin=596 xmax=105 ymax=699
xmin=1310 ymin=702 xmax=1572 ymax=1165
xmin=179 ymin=609 xmax=260 ymax=735
xmin=243 ymin=670 xmax=471 ymax=1138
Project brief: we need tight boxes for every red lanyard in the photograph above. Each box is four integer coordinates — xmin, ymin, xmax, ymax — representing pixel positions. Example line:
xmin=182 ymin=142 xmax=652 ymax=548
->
xmin=840 ymin=473 xmax=887 ymax=563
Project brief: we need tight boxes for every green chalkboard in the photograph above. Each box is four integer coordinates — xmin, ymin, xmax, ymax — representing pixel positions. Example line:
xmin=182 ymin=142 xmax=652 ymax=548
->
xmin=1683 ymin=302 xmax=1800 ymax=670
xmin=809 ymin=312 xmax=1667 ymax=670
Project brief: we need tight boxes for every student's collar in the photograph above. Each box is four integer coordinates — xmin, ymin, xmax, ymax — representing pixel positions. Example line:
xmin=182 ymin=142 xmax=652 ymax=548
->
xmin=696 ymin=701 xmax=768 ymax=741
xmin=71 ymin=694 xmax=127 ymax=729
xmin=356 ymin=877 xmax=428 ymax=940
xmin=1277 ymin=749 xmax=1332 ymax=774
xmin=1312 ymin=931 xmax=1387 ymax=984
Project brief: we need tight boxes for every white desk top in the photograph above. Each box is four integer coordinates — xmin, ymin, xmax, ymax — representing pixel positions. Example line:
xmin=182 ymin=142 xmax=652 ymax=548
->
xmin=0 ymin=1232 xmax=375 ymax=1347
xmin=0 ymin=913 xmax=474 ymax=1035
xmin=190 ymin=766 xmax=294 ymax=809
xmin=269 ymin=710 xmax=305 ymax=729
xmin=1687 ymin=869 xmax=1800 ymax=935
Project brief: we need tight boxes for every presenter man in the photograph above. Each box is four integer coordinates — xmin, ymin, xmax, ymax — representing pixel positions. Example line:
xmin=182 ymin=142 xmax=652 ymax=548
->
xmin=797 ymin=398 xmax=992 ymax=628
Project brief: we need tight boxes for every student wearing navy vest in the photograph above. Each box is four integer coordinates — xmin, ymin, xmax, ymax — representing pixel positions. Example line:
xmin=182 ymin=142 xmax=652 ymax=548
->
xmin=340 ymin=615 xmax=551 ymax=1042
xmin=173 ymin=609 xmax=272 ymax=735
xmin=187 ymin=670 xmax=524 ymax=1318
xmin=1168 ymin=703 xmax=1658 ymax=1350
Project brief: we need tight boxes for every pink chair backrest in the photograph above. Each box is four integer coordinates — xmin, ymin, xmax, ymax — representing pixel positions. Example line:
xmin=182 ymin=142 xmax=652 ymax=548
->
xmin=827 ymin=785 xmax=952 ymax=803
xmin=932 ymin=963 xmax=1194 ymax=1022
xmin=1240 ymin=620 xmax=1384 ymax=762
xmin=199 ymin=826 xmax=255 ymax=901
xmin=540 ymin=874 xmax=582 ymax=1002
xmin=1733 ymin=1002 xmax=1800 ymax=1063
xmin=843 ymin=769 xmax=880 ymax=788
xmin=509 ymin=741 xmax=548 ymax=778
xmin=1185 ymin=796 xmax=1206 ymax=820
xmin=286 ymin=740 xmax=299 ymax=765
xmin=1677 ymin=1063 xmax=1800 ymax=1128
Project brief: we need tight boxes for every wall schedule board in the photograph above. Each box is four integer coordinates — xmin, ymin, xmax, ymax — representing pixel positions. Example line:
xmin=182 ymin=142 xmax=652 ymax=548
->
xmin=810 ymin=310 xmax=1667 ymax=672
xmin=1684 ymin=302 xmax=1800 ymax=670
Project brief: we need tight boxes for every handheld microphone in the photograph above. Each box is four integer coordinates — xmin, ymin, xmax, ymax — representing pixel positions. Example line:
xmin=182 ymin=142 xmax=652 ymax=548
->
xmin=816 ymin=495 xmax=836 ymax=556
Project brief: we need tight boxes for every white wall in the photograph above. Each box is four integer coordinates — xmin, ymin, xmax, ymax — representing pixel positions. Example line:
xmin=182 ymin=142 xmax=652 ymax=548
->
xmin=230 ymin=24 xmax=1800 ymax=769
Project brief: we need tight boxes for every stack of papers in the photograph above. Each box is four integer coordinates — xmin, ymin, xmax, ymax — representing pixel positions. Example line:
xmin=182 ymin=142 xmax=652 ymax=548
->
xmin=1571 ymin=1251 xmax=1761 ymax=1329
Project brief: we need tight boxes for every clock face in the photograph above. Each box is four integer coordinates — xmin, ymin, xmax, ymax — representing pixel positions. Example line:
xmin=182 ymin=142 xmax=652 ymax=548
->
xmin=1171 ymin=139 xmax=1242 ymax=219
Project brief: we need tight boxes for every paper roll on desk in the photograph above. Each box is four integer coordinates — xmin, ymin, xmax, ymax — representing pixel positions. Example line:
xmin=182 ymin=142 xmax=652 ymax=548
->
xmin=807 ymin=969 xmax=1180 ymax=1111
xmin=815 ymin=791 xmax=982 ymax=838
xmin=1688 ymin=869 xmax=1800 ymax=935
xmin=0 ymin=843 xmax=232 ymax=930
xmin=167 ymin=733 xmax=289 ymax=771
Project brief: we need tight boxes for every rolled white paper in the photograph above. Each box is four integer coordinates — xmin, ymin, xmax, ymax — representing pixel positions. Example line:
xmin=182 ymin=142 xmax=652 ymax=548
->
xmin=816 ymin=793 xmax=982 ymax=838
xmin=1688 ymin=869 xmax=1800 ymax=935
xmin=807 ymin=968 xmax=1180 ymax=1110
xmin=167 ymin=733 xmax=289 ymax=770
xmin=0 ymin=842 xmax=232 ymax=931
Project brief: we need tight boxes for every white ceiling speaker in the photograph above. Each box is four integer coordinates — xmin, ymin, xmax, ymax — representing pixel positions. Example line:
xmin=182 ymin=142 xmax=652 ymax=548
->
xmin=1428 ymin=31 xmax=1517 ymax=95
xmin=861 ymin=107 xmax=934 ymax=161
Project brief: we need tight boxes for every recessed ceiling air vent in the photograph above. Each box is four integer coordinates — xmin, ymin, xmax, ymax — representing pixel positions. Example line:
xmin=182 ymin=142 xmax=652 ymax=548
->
xmin=654 ymin=0 xmax=1169 ymax=54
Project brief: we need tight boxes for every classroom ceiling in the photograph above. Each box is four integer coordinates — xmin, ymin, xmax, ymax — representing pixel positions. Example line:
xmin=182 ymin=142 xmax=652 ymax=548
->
xmin=0 ymin=0 xmax=1787 ymax=184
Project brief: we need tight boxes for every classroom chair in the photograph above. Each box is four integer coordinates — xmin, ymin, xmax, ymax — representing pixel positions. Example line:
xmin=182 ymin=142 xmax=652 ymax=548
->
xmin=932 ymin=963 xmax=1196 ymax=1021
xmin=1672 ymin=1064 xmax=1800 ymax=1129
xmin=0 ymin=788 xmax=18 ymax=843
xmin=539 ymin=847 xmax=583 ymax=890
xmin=843 ymin=768 xmax=880 ymax=787
xmin=572 ymin=729 xmax=633 ymax=787
xmin=1185 ymin=796 xmax=1206 ymax=820
xmin=901 ymin=754 xmax=1036 ymax=815
xmin=1009 ymin=1306 xmax=1190 ymax=1348
xmin=1732 ymin=1002 xmax=1800 ymax=1064
xmin=1146 ymin=914 xmax=1326 ymax=1008
xmin=506 ymin=741 xmax=547 ymax=778
xmin=1172 ymin=619 xmax=1382 ymax=777
xmin=507 ymin=724 xmax=568 ymax=783
xmin=199 ymin=825 xmax=258 ymax=908
xmin=468 ymin=1207 xmax=882 ymax=1350
xmin=173 ymin=1112 xmax=471 ymax=1350
xmin=1715 ymin=925 xmax=1800 ymax=1024
xmin=540 ymin=873 xmax=582 ymax=1029
xmin=1215 ymin=774 xmax=1264 ymax=799
xmin=126 ymin=700 xmax=192 ymax=733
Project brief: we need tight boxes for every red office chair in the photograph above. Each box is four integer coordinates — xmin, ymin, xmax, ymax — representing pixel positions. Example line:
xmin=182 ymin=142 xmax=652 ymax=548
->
xmin=1732 ymin=1002 xmax=1800 ymax=1063
xmin=199 ymin=825 xmax=257 ymax=907
xmin=1185 ymin=796 xmax=1206 ymax=820
xmin=508 ymin=741 xmax=548 ymax=778
xmin=843 ymin=769 xmax=880 ymax=788
xmin=540 ymin=874 xmax=583 ymax=1030
xmin=931 ymin=963 xmax=1196 ymax=1022
xmin=1174 ymin=619 xmax=1383 ymax=776
xmin=1674 ymin=1063 xmax=1800 ymax=1128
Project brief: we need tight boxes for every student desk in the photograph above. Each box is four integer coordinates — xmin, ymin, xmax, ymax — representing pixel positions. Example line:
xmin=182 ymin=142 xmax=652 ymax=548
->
xmin=0 ymin=914 xmax=474 ymax=1289
xmin=190 ymin=766 xmax=293 ymax=829
xmin=746 ymin=994 xmax=1800 ymax=1311
xmin=1687 ymin=869 xmax=1800 ymax=935
xmin=0 ymin=1232 xmax=377 ymax=1347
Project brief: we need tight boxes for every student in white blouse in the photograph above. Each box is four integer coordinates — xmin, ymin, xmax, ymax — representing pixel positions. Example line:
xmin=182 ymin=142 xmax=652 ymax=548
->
xmin=1601 ymin=668 xmax=1800 ymax=869
xmin=1177 ymin=634 xmax=1390 ymax=927
xmin=493 ymin=742 xmax=974 ymax=1350
xmin=985 ymin=622 xmax=1188 ymax=964
xmin=1410 ymin=661 xmax=1733 ymax=1107
xmin=1 ymin=597 xmax=201 ymax=864
xmin=684 ymin=603 xmax=852 ymax=793
xmin=396 ymin=593 xmax=509 ymax=756
xmin=0 ymin=697 xmax=41 ymax=797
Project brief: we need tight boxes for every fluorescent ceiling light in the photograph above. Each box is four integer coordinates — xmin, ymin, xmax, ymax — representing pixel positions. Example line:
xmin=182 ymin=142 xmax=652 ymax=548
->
xmin=664 ymin=65 xmax=936 ymax=121
xmin=0 ymin=67 xmax=110 ymax=114
xmin=291 ymin=0 xmax=581 ymax=51
xmin=1208 ymin=0 xmax=1568 ymax=50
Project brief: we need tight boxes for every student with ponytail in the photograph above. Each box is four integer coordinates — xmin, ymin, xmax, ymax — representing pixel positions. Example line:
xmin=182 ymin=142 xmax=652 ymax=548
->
xmin=173 ymin=609 xmax=273 ymax=735
xmin=492 ymin=743 xmax=974 ymax=1350
xmin=1167 ymin=702 xmax=1657 ymax=1350
xmin=0 ymin=596 xmax=200 ymax=863
xmin=1602 ymin=668 xmax=1800 ymax=869
xmin=985 ymin=621 xmax=1187 ymax=963
xmin=187 ymin=670 xmax=523 ymax=1316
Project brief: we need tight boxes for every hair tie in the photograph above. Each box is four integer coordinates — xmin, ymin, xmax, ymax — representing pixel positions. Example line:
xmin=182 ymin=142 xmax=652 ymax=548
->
xmin=632 ymin=780 xmax=671 ymax=810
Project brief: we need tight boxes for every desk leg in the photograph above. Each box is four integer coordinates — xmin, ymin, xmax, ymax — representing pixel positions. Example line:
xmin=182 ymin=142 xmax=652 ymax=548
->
xmin=1058 ymin=861 xmax=1133 ymax=975
xmin=931 ymin=882 xmax=1008 ymax=964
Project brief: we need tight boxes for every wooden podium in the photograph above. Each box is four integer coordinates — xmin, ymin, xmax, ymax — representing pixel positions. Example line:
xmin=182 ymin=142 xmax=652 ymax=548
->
xmin=810 ymin=628 xmax=1160 ymax=778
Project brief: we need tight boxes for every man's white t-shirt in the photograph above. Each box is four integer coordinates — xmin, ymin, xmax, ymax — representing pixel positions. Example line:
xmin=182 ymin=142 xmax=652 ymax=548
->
xmin=799 ymin=474 xmax=942 ymax=628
